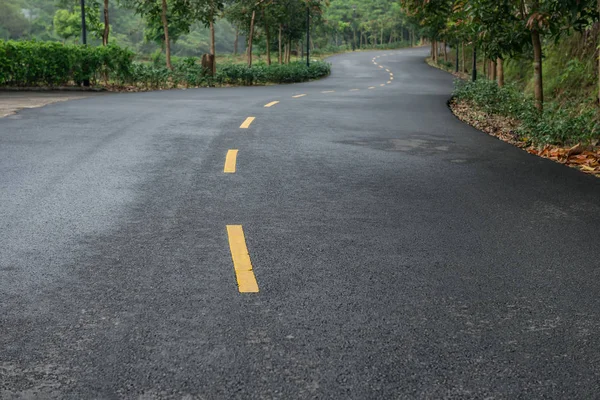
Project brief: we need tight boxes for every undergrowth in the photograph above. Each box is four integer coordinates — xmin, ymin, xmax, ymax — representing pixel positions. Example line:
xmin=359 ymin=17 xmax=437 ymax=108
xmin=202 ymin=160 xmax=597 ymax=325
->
xmin=454 ymin=79 xmax=600 ymax=146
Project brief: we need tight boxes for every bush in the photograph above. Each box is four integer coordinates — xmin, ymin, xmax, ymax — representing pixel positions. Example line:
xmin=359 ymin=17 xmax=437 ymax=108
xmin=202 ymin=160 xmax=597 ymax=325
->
xmin=214 ymin=61 xmax=330 ymax=86
xmin=0 ymin=40 xmax=330 ymax=89
xmin=453 ymin=78 xmax=600 ymax=145
xmin=0 ymin=40 xmax=135 ymax=86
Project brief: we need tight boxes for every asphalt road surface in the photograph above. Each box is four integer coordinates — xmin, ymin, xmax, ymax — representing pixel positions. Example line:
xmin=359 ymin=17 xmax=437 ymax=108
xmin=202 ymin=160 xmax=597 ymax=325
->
xmin=2 ymin=47 xmax=600 ymax=399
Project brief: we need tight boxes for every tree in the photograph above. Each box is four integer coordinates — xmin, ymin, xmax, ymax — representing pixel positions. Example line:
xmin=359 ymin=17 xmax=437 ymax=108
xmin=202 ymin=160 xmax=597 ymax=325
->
xmin=0 ymin=2 xmax=29 ymax=39
xmin=53 ymin=9 xmax=81 ymax=42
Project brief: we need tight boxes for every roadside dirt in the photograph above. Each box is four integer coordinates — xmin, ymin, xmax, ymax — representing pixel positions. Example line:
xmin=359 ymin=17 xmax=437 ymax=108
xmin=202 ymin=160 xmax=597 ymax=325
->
xmin=0 ymin=92 xmax=103 ymax=118
xmin=425 ymin=58 xmax=600 ymax=177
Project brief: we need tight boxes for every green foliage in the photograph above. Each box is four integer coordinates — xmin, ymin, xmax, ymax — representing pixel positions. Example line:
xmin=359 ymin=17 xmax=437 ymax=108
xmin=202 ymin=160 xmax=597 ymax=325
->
xmin=453 ymin=78 xmax=600 ymax=145
xmin=53 ymin=9 xmax=81 ymax=41
xmin=214 ymin=61 xmax=330 ymax=85
xmin=0 ymin=40 xmax=329 ymax=88
xmin=0 ymin=40 xmax=134 ymax=86
xmin=0 ymin=1 xmax=29 ymax=40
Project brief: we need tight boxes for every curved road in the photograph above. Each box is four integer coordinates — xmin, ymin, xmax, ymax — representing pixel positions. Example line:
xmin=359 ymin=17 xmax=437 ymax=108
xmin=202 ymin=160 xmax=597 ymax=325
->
xmin=2 ymin=47 xmax=600 ymax=398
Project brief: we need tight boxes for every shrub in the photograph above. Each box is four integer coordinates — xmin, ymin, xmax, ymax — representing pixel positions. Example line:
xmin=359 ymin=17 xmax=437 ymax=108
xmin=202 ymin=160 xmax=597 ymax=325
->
xmin=0 ymin=40 xmax=331 ymax=89
xmin=453 ymin=78 xmax=600 ymax=145
xmin=0 ymin=40 xmax=135 ymax=87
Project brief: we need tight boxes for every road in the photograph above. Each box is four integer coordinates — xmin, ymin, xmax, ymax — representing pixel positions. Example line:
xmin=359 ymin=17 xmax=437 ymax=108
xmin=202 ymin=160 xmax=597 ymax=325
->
xmin=2 ymin=47 xmax=600 ymax=399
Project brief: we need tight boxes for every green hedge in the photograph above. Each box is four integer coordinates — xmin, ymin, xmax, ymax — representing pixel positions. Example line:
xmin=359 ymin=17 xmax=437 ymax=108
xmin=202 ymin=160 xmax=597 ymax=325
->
xmin=0 ymin=40 xmax=134 ymax=86
xmin=0 ymin=40 xmax=331 ymax=89
xmin=453 ymin=78 xmax=600 ymax=145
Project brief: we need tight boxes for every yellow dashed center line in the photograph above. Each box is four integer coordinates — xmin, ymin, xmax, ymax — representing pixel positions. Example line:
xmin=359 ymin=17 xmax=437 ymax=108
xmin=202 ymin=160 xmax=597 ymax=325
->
xmin=321 ymin=90 xmax=335 ymax=94
xmin=387 ymin=81 xmax=392 ymax=84
xmin=264 ymin=101 xmax=279 ymax=108
xmin=226 ymin=225 xmax=259 ymax=293
xmin=240 ymin=117 xmax=255 ymax=129
xmin=368 ymin=86 xmax=376 ymax=89
xmin=292 ymin=94 xmax=307 ymax=98
xmin=386 ymin=69 xmax=390 ymax=72
xmin=380 ymin=84 xmax=385 ymax=87
xmin=224 ymin=150 xmax=238 ymax=173
xmin=379 ymin=66 xmax=384 ymax=69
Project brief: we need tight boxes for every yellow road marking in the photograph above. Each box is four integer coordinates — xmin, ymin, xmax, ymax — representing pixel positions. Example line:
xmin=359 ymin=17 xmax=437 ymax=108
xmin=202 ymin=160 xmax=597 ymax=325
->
xmin=380 ymin=84 xmax=385 ymax=87
xmin=390 ymin=73 xmax=394 ymax=77
xmin=224 ymin=150 xmax=238 ymax=173
xmin=264 ymin=101 xmax=279 ymax=108
xmin=292 ymin=94 xmax=307 ymax=98
xmin=240 ymin=117 xmax=255 ymax=129
xmin=379 ymin=66 xmax=384 ymax=69
xmin=390 ymin=77 xmax=394 ymax=80
xmin=321 ymin=90 xmax=335 ymax=93
xmin=387 ymin=81 xmax=392 ymax=84
xmin=226 ymin=225 xmax=259 ymax=293
xmin=368 ymin=86 xmax=375 ymax=89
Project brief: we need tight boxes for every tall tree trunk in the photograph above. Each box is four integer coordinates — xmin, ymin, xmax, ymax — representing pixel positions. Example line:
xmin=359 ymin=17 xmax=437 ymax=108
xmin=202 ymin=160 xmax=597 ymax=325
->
xmin=286 ymin=38 xmax=291 ymax=63
xmin=247 ymin=10 xmax=256 ymax=67
xmin=233 ymin=26 xmax=239 ymax=56
xmin=102 ymin=0 xmax=109 ymax=46
xmin=262 ymin=10 xmax=271 ymax=65
xmin=210 ymin=20 xmax=216 ymax=74
xmin=483 ymin=54 xmax=487 ymax=77
xmin=443 ymin=42 xmax=447 ymax=62
xmin=497 ymin=57 xmax=504 ymax=87
xmin=160 ymin=0 xmax=172 ymax=70
xmin=278 ymin=25 xmax=282 ymax=64
xmin=491 ymin=59 xmax=497 ymax=81
xmin=531 ymin=28 xmax=544 ymax=110
xmin=472 ymin=44 xmax=477 ymax=81
xmin=462 ymin=42 xmax=466 ymax=72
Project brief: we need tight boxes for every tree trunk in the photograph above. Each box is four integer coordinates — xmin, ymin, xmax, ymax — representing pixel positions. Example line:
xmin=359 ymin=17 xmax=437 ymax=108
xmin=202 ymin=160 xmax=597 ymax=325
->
xmin=233 ymin=27 xmax=239 ymax=56
xmin=247 ymin=10 xmax=256 ymax=67
xmin=278 ymin=25 xmax=282 ymax=64
xmin=497 ymin=57 xmax=504 ymax=87
xmin=491 ymin=60 xmax=497 ymax=81
xmin=262 ymin=10 xmax=271 ymax=65
xmin=210 ymin=20 xmax=216 ymax=74
xmin=482 ymin=55 xmax=487 ymax=77
xmin=472 ymin=45 xmax=477 ymax=81
xmin=286 ymin=38 xmax=291 ymax=63
xmin=102 ymin=0 xmax=109 ymax=46
xmin=462 ymin=42 xmax=466 ymax=72
xmin=531 ymin=28 xmax=544 ymax=110
xmin=160 ymin=0 xmax=172 ymax=70
xmin=443 ymin=42 xmax=447 ymax=62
